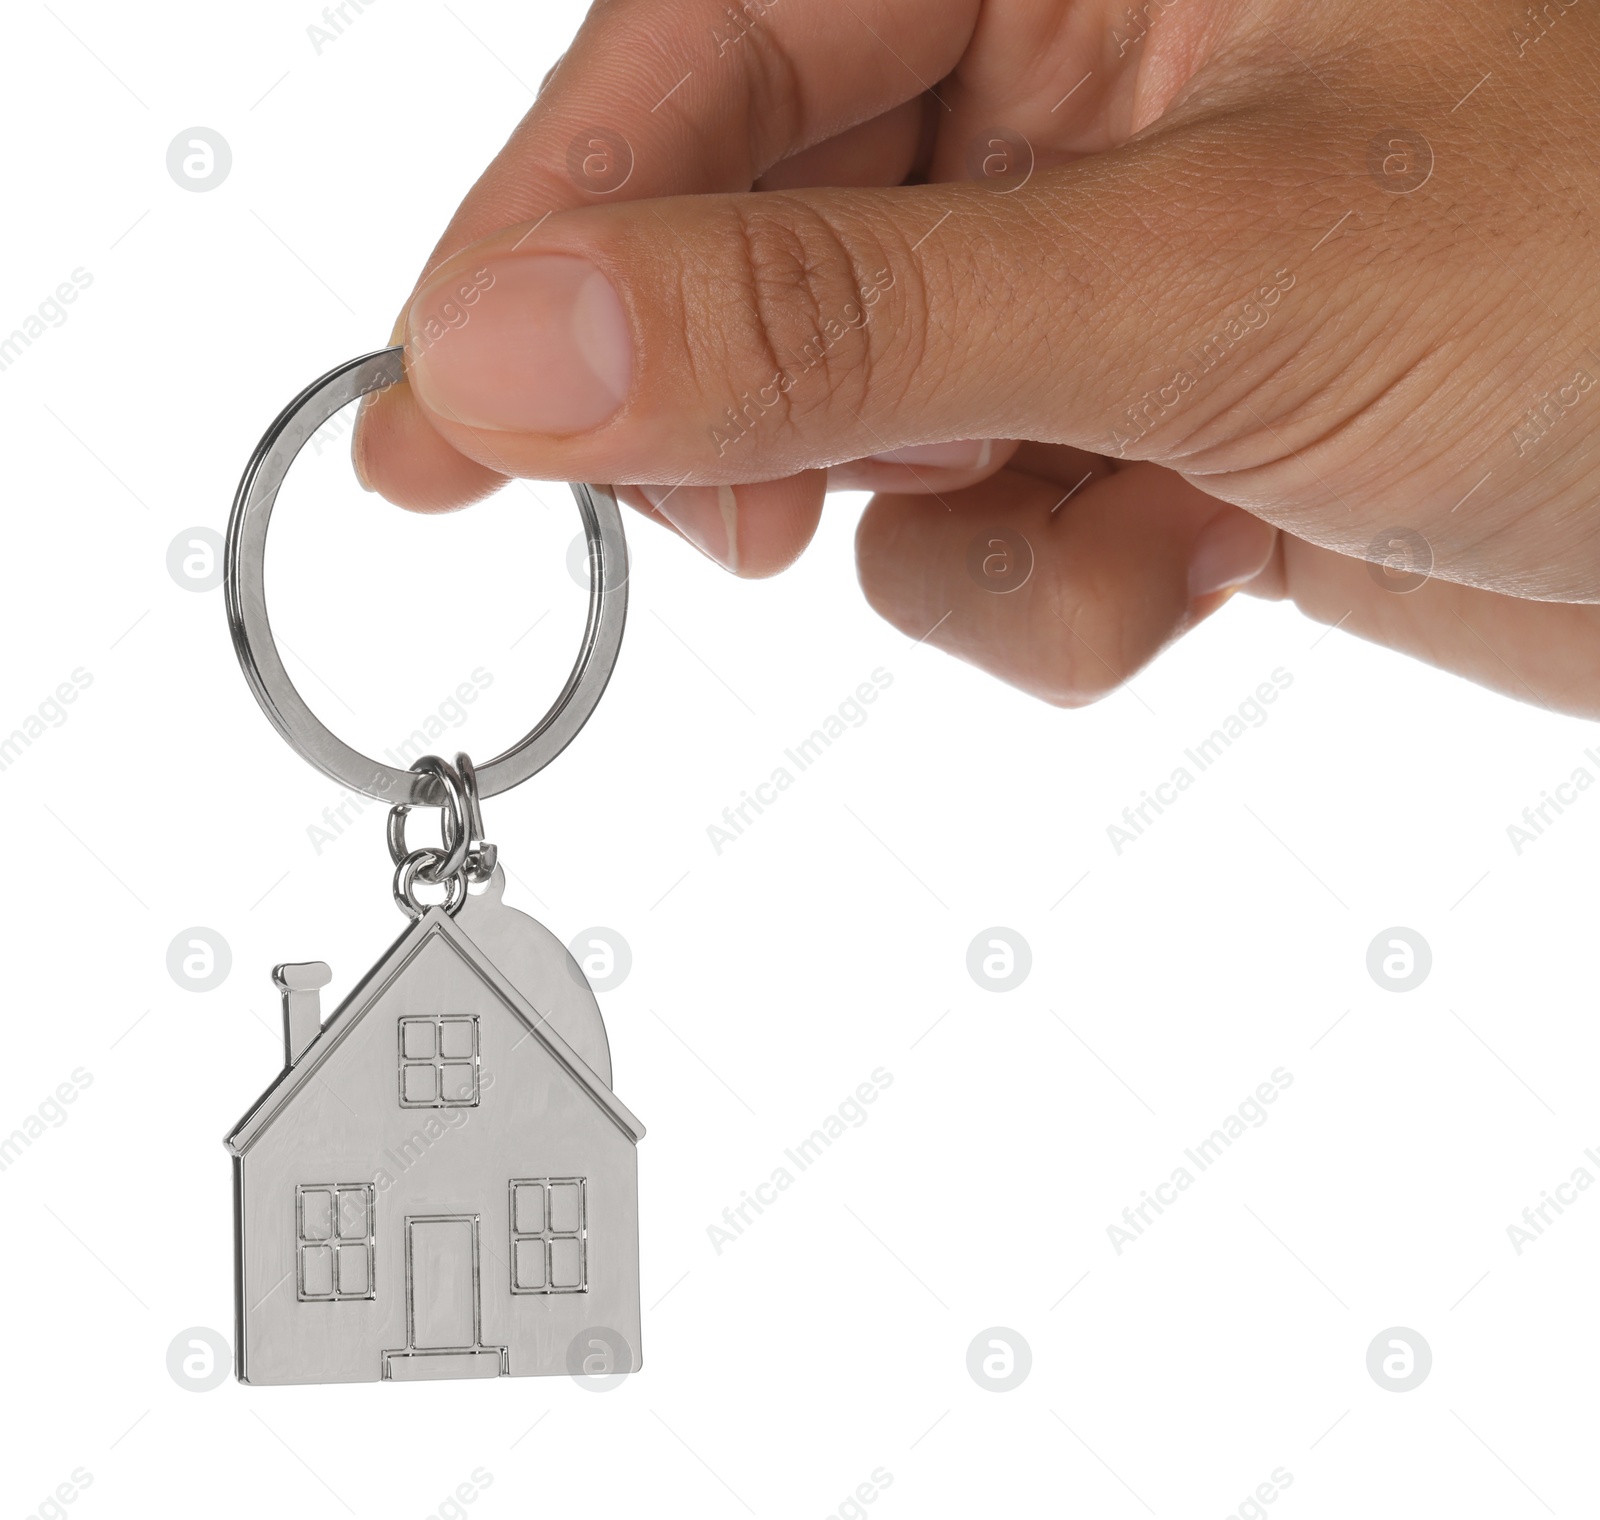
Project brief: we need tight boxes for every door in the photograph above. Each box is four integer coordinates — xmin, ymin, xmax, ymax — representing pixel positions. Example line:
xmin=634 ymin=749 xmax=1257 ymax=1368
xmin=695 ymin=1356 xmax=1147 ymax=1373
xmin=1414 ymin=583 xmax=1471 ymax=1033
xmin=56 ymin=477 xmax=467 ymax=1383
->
xmin=407 ymin=1216 xmax=479 ymax=1350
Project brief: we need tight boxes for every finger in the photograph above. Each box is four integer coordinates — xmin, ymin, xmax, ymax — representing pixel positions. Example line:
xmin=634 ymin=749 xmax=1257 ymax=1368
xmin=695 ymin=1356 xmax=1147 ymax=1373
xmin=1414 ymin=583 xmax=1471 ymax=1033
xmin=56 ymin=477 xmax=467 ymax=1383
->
xmin=354 ymin=92 xmax=930 ymax=512
xmin=424 ymin=1 xmax=981 ymax=261
xmin=357 ymin=0 xmax=986 ymax=509
xmin=827 ymin=438 xmax=1021 ymax=495
xmin=854 ymin=458 xmax=1277 ymax=705
xmin=756 ymin=97 xmax=927 ymax=191
xmin=395 ymin=106 xmax=1300 ymax=492
xmin=617 ymin=95 xmax=932 ymax=568
xmin=616 ymin=471 xmax=826 ymax=577
xmin=352 ymin=376 xmax=506 ymax=511
xmin=625 ymin=96 xmax=932 ymax=563
xmin=1261 ymin=537 xmax=1600 ymax=720
xmin=639 ymin=96 xmax=929 ymax=562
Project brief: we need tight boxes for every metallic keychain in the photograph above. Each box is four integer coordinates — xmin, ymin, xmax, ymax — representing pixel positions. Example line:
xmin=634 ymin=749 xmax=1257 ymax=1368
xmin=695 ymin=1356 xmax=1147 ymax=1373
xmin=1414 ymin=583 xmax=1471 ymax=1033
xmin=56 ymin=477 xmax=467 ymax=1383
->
xmin=221 ymin=347 xmax=644 ymax=1386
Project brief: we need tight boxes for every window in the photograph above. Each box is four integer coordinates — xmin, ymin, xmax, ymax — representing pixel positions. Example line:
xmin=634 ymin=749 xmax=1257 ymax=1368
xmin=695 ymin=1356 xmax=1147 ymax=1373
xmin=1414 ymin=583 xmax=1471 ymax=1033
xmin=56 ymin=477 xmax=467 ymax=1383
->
xmin=508 ymin=1178 xmax=586 ymax=1294
xmin=297 ymin=1183 xmax=375 ymax=1301
xmin=398 ymin=1015 xmax=479 ymax=1108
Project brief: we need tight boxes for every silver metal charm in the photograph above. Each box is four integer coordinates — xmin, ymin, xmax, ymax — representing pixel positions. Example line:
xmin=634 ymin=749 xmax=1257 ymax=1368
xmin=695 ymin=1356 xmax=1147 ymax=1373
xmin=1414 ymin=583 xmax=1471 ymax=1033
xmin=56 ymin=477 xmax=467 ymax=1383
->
xmin=225 ymin=860 xmax=644 ymax=1385
xmin=221 ymin=351 xmax=642 ymax=1386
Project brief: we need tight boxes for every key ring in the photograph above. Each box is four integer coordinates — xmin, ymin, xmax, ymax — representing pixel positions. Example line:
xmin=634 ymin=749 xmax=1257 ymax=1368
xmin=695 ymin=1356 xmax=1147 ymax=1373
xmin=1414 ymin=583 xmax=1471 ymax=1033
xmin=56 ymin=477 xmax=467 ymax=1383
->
xmin=223 ymin=346 xmax=628 ymax=808
xmin=223 ymin=346 xmax=648 ymax=1389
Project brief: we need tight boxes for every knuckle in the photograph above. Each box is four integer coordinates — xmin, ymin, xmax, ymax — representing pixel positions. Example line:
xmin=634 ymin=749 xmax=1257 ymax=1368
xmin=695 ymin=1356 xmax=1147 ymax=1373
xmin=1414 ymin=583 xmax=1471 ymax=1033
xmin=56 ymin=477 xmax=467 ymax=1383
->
xmin=706 ymin=195 xmax=894 ymax=438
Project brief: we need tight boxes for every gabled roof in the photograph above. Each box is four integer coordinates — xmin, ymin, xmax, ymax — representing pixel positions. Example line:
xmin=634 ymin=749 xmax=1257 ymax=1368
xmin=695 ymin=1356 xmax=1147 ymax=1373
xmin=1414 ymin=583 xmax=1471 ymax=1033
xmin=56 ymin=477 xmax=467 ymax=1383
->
xmin=225 ymin=905 xmax=645 ymax=1156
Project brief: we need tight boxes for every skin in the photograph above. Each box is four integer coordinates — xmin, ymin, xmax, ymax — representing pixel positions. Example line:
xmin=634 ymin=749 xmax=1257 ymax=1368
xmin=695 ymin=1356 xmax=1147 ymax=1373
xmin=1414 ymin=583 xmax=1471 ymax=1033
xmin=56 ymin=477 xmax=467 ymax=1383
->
xmin=354 ymin=0 xmax=1600 ymax=716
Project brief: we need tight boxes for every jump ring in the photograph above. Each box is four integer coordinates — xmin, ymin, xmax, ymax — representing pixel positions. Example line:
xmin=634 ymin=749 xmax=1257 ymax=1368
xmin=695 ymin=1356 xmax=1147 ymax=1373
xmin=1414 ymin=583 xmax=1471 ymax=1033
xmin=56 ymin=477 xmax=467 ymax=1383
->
xmin=386 ymin=756 xmax=470 ymax=883
xmin=454 ymin=751 xmax=498 ymax=884
xmin=392 ymin=848 xmax=467 ymax=920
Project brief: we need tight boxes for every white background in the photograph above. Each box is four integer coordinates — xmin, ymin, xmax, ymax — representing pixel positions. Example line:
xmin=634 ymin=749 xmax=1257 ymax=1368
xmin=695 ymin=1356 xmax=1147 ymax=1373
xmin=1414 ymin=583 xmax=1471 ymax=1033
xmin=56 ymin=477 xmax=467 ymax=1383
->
xmin=2 ymin=3 xmax=1596 ymax=1517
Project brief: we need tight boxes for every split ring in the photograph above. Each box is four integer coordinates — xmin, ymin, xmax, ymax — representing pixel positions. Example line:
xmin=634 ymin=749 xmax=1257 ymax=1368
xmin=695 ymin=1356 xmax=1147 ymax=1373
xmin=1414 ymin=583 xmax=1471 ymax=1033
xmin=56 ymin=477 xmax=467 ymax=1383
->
xmin=223 ymin=346 xmax=628 ymax=808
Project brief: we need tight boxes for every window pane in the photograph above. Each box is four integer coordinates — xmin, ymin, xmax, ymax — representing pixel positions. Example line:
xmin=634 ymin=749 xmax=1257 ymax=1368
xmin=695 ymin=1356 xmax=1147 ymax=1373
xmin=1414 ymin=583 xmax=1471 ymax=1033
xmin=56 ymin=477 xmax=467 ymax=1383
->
xmin=439 ymin=1018 xmax=474 ymax=1058
xmin=548 ymin=1183 xmax=582 ymax=1234
xmin=401 ymin=1019 xmax=435 ymax=1058
xmin=402 ymin=1064 xmax=437 ymax=1104
xmin=337 ymin=1244 xmax=369 ymax=1296
xmin=440 ymin=1063 xmax=475 ymax=1104
xmin=300 ymin=1188 xmax=332 ymax=1241
xmin=550 ymin=1237 xmax=583 ymax=1289
xmin=513 ymin=1183 xmax=544 ymax=1235
xmin=514 ymin=1238 xmax=546 ymax=1291
xmin=336 ymin=1189 xmax=368 ymax=1239
xmin=301 ymin=1244 xmax=334 ymax=1296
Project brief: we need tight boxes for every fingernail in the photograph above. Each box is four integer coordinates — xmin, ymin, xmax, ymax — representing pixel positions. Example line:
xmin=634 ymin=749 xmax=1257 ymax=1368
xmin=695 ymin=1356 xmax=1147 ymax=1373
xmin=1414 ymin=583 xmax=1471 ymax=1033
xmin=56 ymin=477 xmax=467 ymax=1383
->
xmin=406 ymin=254 xmax=632 ymax=434
xmin=640 ymin=483 xmax=740 ymax=572
xmin=1188 ymin=510 xmax=1275 ymax=599
xmin=868 ymin=440 xmax=992 ymax=470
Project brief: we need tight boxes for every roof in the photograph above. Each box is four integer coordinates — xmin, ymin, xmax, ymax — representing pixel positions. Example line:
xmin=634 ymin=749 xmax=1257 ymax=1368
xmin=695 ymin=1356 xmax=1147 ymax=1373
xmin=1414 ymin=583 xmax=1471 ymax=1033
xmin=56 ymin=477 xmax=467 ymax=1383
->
xmin=225 ymin=904 xmax=645 ymax=1156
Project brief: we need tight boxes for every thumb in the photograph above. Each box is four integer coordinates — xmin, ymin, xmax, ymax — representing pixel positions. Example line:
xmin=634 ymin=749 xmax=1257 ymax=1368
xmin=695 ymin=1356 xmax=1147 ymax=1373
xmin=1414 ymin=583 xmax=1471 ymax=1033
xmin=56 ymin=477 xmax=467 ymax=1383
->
xmin=391 ymin=111 xmax=1289 ymax=488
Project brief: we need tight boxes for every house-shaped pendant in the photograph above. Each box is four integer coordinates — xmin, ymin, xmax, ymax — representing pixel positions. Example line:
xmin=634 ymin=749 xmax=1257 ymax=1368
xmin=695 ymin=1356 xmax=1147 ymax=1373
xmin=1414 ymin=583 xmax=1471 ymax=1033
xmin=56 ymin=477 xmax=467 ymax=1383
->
xmin=224 ymin=866 xmax=644 ymax=1385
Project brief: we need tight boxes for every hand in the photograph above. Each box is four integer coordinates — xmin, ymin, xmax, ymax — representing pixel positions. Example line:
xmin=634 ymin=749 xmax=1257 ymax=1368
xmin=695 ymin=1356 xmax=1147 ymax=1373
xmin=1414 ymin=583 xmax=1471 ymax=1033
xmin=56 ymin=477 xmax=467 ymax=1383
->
xmin=354 ymin=0 xmax=1600 ymax=715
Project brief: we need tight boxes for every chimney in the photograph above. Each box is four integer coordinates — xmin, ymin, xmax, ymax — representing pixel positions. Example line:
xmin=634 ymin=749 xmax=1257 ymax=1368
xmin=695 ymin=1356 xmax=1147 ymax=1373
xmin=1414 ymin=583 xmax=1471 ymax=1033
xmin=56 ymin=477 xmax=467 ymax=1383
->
xmin=274 ymin=961 xmax=332 ymax=1067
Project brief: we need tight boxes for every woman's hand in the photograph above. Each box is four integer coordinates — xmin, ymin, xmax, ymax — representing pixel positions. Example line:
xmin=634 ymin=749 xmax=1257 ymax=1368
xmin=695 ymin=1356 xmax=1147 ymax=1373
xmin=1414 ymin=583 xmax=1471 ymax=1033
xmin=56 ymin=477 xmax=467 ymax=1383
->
xmin=354 ymin=0 xmax=1600 ymax=714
